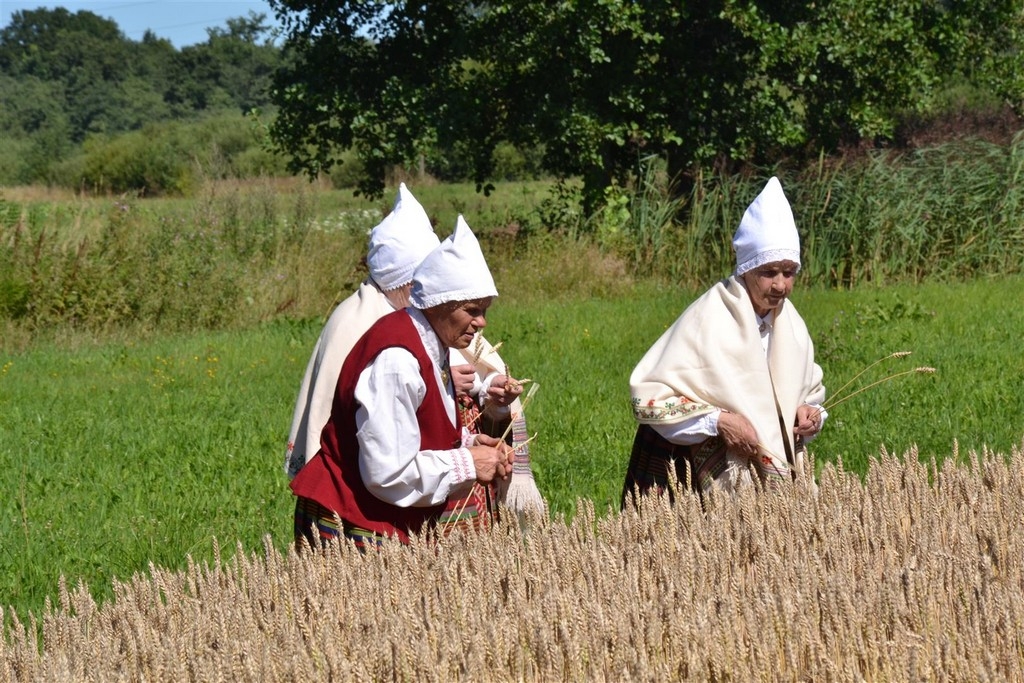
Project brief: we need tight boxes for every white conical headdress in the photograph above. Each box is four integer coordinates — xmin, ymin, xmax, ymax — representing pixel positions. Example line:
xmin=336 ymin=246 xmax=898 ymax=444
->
xmin=732 ymin=176 xmax=801 ymax=276
xmin=410 ymin=215 xmax=498 ymax=309
xmin=366 ymin=183 xmax=440 ymax=291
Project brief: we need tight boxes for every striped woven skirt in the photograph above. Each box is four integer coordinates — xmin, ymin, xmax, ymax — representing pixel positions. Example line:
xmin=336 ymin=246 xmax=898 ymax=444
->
xmin=293 ymin=496 xmax=386 ymax=551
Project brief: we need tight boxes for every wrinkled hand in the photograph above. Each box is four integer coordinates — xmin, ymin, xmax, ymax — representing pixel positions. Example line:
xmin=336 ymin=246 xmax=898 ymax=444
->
xmin=450 ymin=363 xmax=477 ymax=397
xmin=484 ymin=374 xmax=524 ymax=407
xmin=793 ymin=404 xmax=822 ymax=438
xmin=717 ymin=410 xmax=760 ymax=459
xmin=468 ymin=433 xmax=514 ymax=483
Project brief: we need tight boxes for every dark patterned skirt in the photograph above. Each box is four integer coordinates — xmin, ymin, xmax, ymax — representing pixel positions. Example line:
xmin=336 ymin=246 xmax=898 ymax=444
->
xmin=623 ymin=425 xmax=691 ymax=509
xmin=622 ymin=423 xmax=801 ymax=510
xmin=621 ymin=424 xmax=734 ymax=509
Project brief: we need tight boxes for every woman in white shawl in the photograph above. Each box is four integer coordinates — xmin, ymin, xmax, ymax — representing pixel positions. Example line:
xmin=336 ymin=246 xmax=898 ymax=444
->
xmin=623 ymin=177 xmax=827 ymax=503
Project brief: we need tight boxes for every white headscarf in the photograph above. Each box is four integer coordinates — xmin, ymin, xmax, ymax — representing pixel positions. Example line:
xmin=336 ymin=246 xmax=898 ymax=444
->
xmin=409 ymin=215 xmax=498 ymax=309
xmin=733 ymin=176 xmax=801 ymax=277
xmin=366 ymin=183 xmax=440 ymax=291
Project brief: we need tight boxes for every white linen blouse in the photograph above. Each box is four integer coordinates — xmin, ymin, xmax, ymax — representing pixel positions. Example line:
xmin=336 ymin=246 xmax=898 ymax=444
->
xmin=353 ymin=308 xmax=479 ymax=508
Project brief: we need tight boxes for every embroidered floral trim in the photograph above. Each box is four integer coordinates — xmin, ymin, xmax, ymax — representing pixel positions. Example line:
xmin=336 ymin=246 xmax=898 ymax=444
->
xmin=631 ymin=396 xmax=715 ymax=422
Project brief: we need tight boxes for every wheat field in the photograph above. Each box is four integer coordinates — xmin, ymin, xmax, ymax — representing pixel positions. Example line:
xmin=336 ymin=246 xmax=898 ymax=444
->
xmin=3 ymin=443 xmax=1024 ymax=681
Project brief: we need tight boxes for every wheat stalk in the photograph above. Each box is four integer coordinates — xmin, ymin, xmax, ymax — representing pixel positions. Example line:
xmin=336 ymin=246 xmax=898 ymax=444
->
xmin=822 ymin=366 xmax=936 ymax=413
xmin=497 ymin=381 xmax=540 ymax=444
xmin=471 ymin=334 xmax=504 ymax=366
xmin=471 ymin=335 xmax=486 ymax=364
xmin=810 ymin=351 xmax=934 ymax=422
xmin=461 ymin=403 xmax=485 ymax=431
xmin=754 ymin=355 xmax=933 ymax=478
xmin=514 ymin=433 xmax=538 ymax=453
xmin=826 ymin=350 xmax=912 ymax=407
xmin=500 ymin=357 xmax=532 ymax=392
xmin=11 ymin=446 xmax=1024 ymax=680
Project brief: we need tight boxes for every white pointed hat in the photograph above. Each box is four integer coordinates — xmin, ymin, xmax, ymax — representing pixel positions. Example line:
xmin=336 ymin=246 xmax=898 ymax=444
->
xmin=366 ymin=183 xmax=440 ymax=291
xmin=410 ymin=214 xmax=498 ymax=309
xmin=732 ymin=176 xmax=801 ymax=276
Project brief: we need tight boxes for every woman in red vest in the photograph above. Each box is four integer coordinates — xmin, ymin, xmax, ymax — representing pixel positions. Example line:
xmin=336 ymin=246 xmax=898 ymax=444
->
xmin=290 ymin=215 xmax=515 ymax=548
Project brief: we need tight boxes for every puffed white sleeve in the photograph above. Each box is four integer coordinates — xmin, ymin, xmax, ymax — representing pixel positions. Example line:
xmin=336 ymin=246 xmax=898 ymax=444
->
xmin=354 ymin=347 xmax=477 ymax=507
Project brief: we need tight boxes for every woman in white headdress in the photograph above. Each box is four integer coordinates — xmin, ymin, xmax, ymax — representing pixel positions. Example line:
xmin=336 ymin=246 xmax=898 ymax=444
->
xmin=623 ymin=177 xmax=827 ymax=502
xmin=284 ymin=183 xmax=440 ymax=480
xmin=290 ymin=216 xmax=518 ymax=548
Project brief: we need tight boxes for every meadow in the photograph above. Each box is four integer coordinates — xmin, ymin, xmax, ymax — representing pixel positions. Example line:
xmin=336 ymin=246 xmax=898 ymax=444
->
xmin=2 ymin=145 xmax=1024 ymax=669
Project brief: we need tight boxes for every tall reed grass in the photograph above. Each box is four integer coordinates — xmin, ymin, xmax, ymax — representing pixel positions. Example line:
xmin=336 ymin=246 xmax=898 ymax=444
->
xmin=3 ymin=446 xmax=1023 ymax=680
xmin=0 ymin=180 xmax=369 ymax=343
xmin=795 ymin=135 xmax=1024 ymax=286
xmin=604 ymin=133 xmax=1024 ymax=288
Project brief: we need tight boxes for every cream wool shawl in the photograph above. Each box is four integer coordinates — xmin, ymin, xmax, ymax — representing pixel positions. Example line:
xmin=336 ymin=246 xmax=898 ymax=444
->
xmin=285 ymin=281 xmax=394 ymax=479
xmin=630 ymin=276 xmax=825 ymax=476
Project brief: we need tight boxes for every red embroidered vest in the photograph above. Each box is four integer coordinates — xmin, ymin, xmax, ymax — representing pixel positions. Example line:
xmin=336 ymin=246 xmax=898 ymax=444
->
xmin=290 ymin=310 xmax=461 ymax=542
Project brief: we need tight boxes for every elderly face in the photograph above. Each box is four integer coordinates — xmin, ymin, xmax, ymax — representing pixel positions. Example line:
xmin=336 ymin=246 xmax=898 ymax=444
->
xmin=742 ymin=260 xmax=798 ymax=317
xmin=424 ymin=297 xmax=493 ymax=349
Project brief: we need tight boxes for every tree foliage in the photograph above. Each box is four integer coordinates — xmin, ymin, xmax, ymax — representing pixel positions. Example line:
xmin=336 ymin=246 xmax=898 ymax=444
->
xmin=267 ymin=1 xmax=1023 ymax=208
xmin=0 ymin=7 xmax=284 ymax=186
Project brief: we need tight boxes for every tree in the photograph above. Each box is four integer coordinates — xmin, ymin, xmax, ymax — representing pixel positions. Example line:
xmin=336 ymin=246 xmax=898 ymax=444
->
xmin=0 ymin=8 xmax=165 ymax=142
xmin=0 ymin=73 xmax=73 ymax=183
xmin=267 ymin=1 xmax=1023 ymax=210
xmin=162 ymin=13 xmax=280 ymax=115
xmin=0 ymin=7 xmax=287 ymax=187
xmin=267 ymin=3 xmax=467 ymax=197
xmin=205 ymin=13 xmax=282 ymax=112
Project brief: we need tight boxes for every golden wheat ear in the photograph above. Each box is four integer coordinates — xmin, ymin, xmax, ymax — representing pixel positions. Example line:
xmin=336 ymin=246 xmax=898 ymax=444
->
xmin=471 ymin=334 xmax=486 ymax=363
xmin=811 ymin=351 xmax=931 ymax=421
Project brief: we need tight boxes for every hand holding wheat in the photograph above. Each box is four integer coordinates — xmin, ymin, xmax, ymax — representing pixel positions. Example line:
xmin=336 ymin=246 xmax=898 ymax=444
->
xmin=467 ymin=433 xmax=515 ymax=483
xmin=717 ymin=410 xmax=761 ymax=459
xmin=485 ymin=373 xmax=528 ymax=407
xmin=450 ymin=363 xmax=477 ymax=396
xmin=442 ymin=382 xmax=540 ymax=533
xmin=793 ymin=403 xmax=822 ymax=438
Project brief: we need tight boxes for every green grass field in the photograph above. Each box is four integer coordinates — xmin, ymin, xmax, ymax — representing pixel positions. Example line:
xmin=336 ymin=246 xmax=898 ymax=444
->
xmin=2 ymin=275 xmax=1022 ymax=621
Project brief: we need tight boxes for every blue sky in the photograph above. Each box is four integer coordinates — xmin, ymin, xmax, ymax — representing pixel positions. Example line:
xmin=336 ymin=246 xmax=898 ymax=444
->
xmin=0 ymin=1 xmax=284 ymax=48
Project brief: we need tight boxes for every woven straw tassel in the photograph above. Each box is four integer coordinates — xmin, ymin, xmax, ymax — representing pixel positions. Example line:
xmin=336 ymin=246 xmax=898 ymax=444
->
xmin=496 ymin=396 xmax=545 ymax=515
